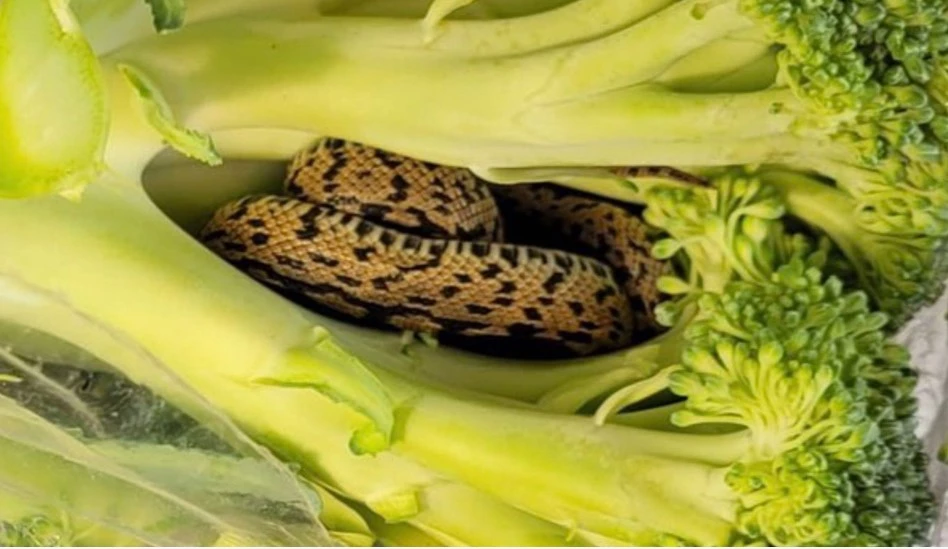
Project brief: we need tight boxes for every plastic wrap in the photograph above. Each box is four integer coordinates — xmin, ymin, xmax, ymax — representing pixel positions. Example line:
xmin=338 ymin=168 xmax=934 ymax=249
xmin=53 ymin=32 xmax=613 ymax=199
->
xmin=0 ymin=275 xmax=338 ymax=547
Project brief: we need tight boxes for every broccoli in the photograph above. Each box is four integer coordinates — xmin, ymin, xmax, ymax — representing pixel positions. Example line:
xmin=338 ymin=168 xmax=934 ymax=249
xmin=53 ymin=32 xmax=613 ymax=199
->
xmin=79 ymin=0 xmax=948 ymax=323
xmin=389 ymin=262 xmax=937 ymax=545
xmin=666 ymin=263 xmax=935 ymax=545
xmin=0 ymin=0 xmax=939 ymax=545
xmin=757 ymin=167 xmax=948 ymax=327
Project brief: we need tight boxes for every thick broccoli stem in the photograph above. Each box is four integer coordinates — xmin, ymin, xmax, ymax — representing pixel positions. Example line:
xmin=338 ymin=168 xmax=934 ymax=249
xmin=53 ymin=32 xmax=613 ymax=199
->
xmin=384 ymin=373 xmax=748 ymax=544
xmin=83 ymin=0 xmax=685 ymax=59
xmin=101 ymin=5 xmax=796 ymax=169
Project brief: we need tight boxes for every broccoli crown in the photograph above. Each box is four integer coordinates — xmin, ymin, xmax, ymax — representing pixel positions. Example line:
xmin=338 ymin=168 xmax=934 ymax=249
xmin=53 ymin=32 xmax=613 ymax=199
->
xmin=744 ymin=0 xmax=947 ymax=158
xmin=667 ymin=262 xmax=935 ymax=545
xmin=762 ymin=160 xmax=948 ymax=327
xmin=743 ymin=0 xmax=948 ymax=321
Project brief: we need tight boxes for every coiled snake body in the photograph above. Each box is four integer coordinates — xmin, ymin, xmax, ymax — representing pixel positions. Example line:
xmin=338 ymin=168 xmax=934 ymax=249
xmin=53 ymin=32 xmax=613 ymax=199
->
xmin=202 ymin=140 xmax=686 ymax=355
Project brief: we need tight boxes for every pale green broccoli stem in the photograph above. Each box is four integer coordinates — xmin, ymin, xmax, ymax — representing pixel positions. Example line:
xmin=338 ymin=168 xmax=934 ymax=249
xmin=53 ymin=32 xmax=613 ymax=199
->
xmin=383 ymin=371 xmax=750 ymax=545
xmin=656 ymin=30 xmax=777 ymax=93
xmin=72 ymin=0 xmax=325 ymax=54
xmin=523 ymin=0 xmax=758 ymax=101
xmin=411 ymin=0 xmax=684 ymax=55
xmin=341 ymin=317 xmax=686 ymax=410
xmin=82 ymin=0 xmax=686 ymax=61
xmin=101 ymin=7 xmax=797 ymax=169
xmin=611 ymin=402 xmax=683 ymax=429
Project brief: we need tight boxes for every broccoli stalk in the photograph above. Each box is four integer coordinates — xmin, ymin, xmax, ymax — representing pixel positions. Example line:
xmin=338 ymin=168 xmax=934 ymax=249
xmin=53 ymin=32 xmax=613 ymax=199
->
xmin=391 ymin=262 xmax=937 ymax=546
xmin=72 ymin=0 xmax=581 ymax=57
xmin=98 ymin=6 xmax=775 ymax=169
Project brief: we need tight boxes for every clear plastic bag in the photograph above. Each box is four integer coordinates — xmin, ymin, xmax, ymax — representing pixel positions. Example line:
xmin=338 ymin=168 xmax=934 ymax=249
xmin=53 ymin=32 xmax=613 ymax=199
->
xmin=0 ymin=274 xmax=339 ymax=547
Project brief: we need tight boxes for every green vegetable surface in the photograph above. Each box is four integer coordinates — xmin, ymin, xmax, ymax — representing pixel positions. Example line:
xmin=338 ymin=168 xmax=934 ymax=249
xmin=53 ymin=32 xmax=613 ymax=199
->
xmin=0 ymin=0 xmax=942 ymax=546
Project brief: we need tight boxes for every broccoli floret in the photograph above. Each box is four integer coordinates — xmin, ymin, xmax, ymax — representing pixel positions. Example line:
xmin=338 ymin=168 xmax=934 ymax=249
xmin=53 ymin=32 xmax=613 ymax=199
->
xmin=667 ymin=263 xmax=936 ymax=545
xmin=758 ymin=167 xmax=948 ymax=327
xmin=642 ymin=170 xmax=807 ymax=293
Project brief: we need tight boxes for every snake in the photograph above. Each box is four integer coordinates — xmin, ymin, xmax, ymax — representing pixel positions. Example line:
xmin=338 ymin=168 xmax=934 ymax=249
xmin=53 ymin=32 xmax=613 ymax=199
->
xmin=201 ymin=139 xmax=701 ymax=356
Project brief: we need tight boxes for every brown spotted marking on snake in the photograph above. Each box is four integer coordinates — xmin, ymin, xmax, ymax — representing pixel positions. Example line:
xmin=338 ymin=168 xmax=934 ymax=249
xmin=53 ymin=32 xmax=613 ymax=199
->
xmin=286 ymin=139 xmax=504 ymax=241
xmin=201 ymin=139 xmax=700 ymax=355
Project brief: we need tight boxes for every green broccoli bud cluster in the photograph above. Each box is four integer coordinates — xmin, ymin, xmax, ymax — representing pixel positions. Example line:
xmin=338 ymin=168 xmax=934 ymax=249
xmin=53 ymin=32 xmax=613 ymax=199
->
xmin=839 ymin=157 xmax=948 ymax=237
xmin=849 ymin=336 xmax=937 ymax=545
xmin=841 ymin=159 xmax=948 ymax=322
xmin=761 ymin=164 xmax=948 ymax=326
xmin=667 ymin=262 xmax=935 ymax=545
xmin=730 ymin=0 xmax=948 ymax=324
xmin=643 ymin=170 xmax=826 ymax=300
xmin=863 ymin=226 xmax=948 ymax=325
xmin=744 ymin=0 xmax=948 ymax=162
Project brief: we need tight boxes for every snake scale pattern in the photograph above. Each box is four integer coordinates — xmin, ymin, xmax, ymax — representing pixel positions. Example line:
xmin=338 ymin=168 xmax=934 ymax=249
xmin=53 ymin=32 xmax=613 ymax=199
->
xmin=202 ymin=139 xmax=692 ymax=355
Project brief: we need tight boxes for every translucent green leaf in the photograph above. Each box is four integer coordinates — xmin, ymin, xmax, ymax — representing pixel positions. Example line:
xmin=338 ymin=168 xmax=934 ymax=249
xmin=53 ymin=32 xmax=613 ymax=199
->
xmin=119 ymin=64 xmax=221 ymax=166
